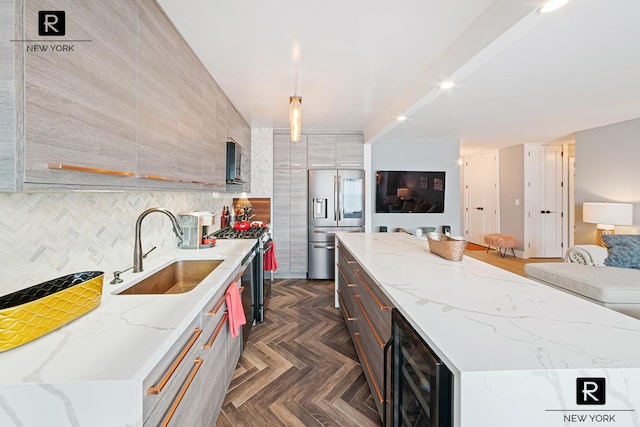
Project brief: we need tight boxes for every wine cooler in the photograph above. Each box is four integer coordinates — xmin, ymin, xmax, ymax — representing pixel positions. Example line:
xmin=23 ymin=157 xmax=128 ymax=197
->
xmin=391 ymin=309 xmax=453 ymax=426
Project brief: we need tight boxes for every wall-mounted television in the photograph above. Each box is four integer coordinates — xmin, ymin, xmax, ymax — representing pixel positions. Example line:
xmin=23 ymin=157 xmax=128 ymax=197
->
xmin=376 ymin=171 xmax=445 ymax=213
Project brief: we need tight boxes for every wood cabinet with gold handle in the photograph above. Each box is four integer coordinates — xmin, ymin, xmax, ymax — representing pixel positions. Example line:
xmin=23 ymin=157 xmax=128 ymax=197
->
xmin=207 ymin=276 xmax=244 ymax=317
xmin=203 ymin=313 xmax=229 ymax=349
xmin=355 ymin=295 xmax=385 ymax=348
xmin=48 ymin=163 xmax=134 ymax=177
xmin=147 ymin=328 xmax=202 ymax=395
xmin=354 ymin=333 xmax=384 ymax=404
xmin=355 ymin=269 xmax=392 ymax=310
xmin=159 ymin=358 xmax=203 ymax=427
xmin=337 ymin=290 xmax=356 ymax=321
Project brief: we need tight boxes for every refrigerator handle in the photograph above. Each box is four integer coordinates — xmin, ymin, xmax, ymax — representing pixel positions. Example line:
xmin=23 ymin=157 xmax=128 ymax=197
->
xmin=337 ymin=175 xmax=342 ymax=221
xmin=333 ymin=175 xmax=338 ymax=221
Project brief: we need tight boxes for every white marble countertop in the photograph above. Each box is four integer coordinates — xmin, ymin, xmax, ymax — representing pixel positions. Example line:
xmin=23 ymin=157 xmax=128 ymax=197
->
xmin=335 ymin=232 xmax=640 ymax=374
xmin=0 ymin=239 xmax=255 ymax=385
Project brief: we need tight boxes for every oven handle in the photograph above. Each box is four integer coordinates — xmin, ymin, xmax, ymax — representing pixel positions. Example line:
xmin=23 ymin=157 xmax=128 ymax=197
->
xmin=241 ymin=250 xmax=257 ymax=271
xmin=263 ymin=239 xmax=275 ymax=252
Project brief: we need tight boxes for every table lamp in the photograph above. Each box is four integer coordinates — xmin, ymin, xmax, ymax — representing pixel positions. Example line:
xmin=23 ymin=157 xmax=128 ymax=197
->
xmin=583 ymin=202 xmax=633 ymax=247
xmin=396 ymin=188 xmax=410 ymax=200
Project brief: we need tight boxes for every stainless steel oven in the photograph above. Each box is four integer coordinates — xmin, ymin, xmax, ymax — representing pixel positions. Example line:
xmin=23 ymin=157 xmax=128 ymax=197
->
xmin=238 ymin=245 xmax=257 ymax=347
xmin=391 ymin=308 xmax=453 ymax=427
xmin=258 ymin=236 xmax=274 ymax=322
xmin=212 ymin=226 xmax=272 ymax=324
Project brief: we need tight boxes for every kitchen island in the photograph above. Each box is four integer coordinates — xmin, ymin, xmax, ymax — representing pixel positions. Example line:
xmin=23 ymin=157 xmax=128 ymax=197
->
xmin=0 ymin=239 xmax=256 ymax=427
xmin=335 ymin=232 xmax=640 ymax=427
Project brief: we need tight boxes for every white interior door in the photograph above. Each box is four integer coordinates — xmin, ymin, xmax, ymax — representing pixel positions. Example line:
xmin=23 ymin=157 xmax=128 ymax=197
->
xmin=464 ymin=151 xmax=498 ymax=245
xmin=525 ymin=145 xmax=564 ymax=258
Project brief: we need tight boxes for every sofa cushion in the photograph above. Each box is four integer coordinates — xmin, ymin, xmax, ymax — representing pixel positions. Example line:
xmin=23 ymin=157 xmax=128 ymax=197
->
xmin=602 ymin=234 xmax=640 ymax=269
xmin=524 ymin=262 xmax=640 ymax=304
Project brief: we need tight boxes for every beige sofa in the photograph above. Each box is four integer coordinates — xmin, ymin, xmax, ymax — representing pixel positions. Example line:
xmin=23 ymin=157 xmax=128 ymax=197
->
xmin=525 ymin=254 xmax=640 ymax=319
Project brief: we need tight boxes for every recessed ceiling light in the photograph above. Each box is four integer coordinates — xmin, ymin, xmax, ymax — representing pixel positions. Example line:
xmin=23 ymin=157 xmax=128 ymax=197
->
xmin=397 ymin=115 xmax=407 ymax=121
xmin=440 ymin=81 xmax=455 ymax=90
xmin=540 ymin=0 xmax=569 ymax=13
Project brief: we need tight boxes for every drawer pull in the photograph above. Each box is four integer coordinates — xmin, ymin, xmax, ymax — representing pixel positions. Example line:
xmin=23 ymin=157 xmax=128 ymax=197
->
xmin=138 ymin=174 xmax=183 ymax=182
xmin=204 ymin=312 xmax=229 ymax=349
xmin=147 ymin=328 xmax=202 ymax=395
xmin=337 ymin=290 xmax=356 ymax=321
xmin=159 ymin=358 xmax=203 ymax=427
xmin=47 ymin=163 xmax=134 ymax=177
xmin=354 ymin=295 xmax=385 ymax=348
xmin=338 ymin=267 xmax=357 ymax=288
xmin=355 ymin=270 xmax=392 ymax=310
xmin=354 ymin=333 xmax=384 ymax=404
xmin=208 ymin=279 xmax=243 ymax=316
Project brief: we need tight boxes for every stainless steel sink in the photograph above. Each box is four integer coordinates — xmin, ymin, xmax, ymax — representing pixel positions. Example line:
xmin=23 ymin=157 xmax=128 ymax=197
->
xmin=115 ymin=260 xmax=223 ymax=295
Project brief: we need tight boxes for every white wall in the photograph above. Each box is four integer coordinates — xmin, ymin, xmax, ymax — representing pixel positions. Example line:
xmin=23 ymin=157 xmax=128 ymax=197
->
xmin=369 ymin=139 xmax=461 ymax=235
xmin=499 ymin=144 xmax=525 ymax=249
xmin=575 ymin=118 xmax=640 ymax=244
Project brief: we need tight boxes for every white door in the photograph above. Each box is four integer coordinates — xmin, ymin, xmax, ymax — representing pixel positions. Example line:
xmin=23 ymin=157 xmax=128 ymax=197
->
xmin=464 ymin=151 xmax=498 ymax=245
xmin=525 ymin=145 xmax=564 ymax=258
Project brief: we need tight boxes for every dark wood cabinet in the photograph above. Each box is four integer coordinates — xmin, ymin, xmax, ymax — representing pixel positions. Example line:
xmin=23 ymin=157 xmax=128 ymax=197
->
xmin=337 ymin=243 xmax=393 ymax=421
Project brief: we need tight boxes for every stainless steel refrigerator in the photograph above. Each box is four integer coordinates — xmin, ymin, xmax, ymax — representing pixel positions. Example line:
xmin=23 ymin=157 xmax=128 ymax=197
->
xmin=308 ymin=169 xmax=365 ymax=279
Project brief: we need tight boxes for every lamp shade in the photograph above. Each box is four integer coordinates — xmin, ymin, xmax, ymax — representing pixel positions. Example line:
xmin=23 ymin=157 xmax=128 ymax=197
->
xmin=396 ymin=188 xmax=410 ymax=199
xmin=583 ymin=202 xmax=633 ymax=226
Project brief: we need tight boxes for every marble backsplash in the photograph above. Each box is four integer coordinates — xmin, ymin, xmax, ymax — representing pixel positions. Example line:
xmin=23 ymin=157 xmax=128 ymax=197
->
xmin=0 ymin=191 xmax=233 ymax=293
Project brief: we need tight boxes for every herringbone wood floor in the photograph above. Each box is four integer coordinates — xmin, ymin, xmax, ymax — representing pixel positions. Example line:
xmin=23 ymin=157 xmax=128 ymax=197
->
xmin=216 ymin=279 xmax=382 ymax=427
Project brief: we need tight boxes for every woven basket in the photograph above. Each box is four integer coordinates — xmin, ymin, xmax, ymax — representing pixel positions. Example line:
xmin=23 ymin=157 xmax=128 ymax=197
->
xmin=426 ymin=232 xmax=467 ymax=261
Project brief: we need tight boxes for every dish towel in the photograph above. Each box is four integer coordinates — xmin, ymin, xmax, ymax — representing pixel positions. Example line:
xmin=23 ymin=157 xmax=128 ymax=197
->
xmin=225 ymin=282 xmax=246 ymax=338
xmin=264 ymin=241 xmax=278 ymax=272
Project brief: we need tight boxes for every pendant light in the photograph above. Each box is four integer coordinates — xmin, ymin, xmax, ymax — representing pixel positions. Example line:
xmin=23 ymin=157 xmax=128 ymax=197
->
xmin=289 ymin=96 xmax=302 ymax=142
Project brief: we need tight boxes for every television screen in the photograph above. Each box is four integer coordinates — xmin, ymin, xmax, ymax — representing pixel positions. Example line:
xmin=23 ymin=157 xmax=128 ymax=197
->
xmin=375 ymin=171 xmax=445 ymax=213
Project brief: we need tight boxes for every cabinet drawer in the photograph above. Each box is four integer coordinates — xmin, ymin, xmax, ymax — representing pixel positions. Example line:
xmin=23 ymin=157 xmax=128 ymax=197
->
xmin=143 ymin=316 xmax=203 ymax=422
xmin=353 ymin=268 xmax=392 ymax=340
xmin=353 ymin=331 xmax=385 ymax=411
xmin=200 ymin=313 xmax=228 ymax=427
xmin=202 ymin=281 xmax=231 ymax=335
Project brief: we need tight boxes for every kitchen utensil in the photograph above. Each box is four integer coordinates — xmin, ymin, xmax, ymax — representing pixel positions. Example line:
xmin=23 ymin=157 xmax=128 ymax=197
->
xmin=234 ymin=220 xmax=251 ymax=231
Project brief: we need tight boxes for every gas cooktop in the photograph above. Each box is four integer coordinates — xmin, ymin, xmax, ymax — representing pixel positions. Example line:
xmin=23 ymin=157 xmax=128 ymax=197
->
xmin=211 ymin=226 xmax=269 ymax=240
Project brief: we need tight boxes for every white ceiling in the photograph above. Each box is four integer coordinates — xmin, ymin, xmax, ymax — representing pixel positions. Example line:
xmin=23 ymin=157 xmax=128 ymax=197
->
xmin=158 ymin=0 xmax=640 ymax=155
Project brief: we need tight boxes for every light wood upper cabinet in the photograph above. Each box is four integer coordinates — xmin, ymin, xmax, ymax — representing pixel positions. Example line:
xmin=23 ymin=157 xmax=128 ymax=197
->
xmin=307 ymin=134 xmax=337 ymax=169
xmin=273 ymin=133 xmax=291 ymax=169
xmin=4 ymin=0 xmax=245 ymax=192
xmin=137 ymin=0 xmax=184 ymax=188
xmin=336 ymin=134 xmax=364 ymax=168
xmin=273 ymin=133 xmax=307 ymax=169
xmin=307 ymin=133 xmax=364 ymax=169
xmin=22 ymin=0 xmax=138 ymax=189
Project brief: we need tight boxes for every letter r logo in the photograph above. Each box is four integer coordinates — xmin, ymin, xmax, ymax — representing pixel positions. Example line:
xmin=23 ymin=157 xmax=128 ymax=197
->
xmin=576 ymin=378 xmax=606 ymax=405
xmin=38 ymin=11 xmax=65 ymax=36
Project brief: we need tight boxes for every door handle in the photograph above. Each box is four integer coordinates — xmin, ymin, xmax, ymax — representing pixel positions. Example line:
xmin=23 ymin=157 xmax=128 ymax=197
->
xmin=383 ymin=337 xmax=393 ymax=424
xmin=334 ymin=175 xmax=338 ymax=221
xmin=337 ymin=175 xmax=343 ymax=221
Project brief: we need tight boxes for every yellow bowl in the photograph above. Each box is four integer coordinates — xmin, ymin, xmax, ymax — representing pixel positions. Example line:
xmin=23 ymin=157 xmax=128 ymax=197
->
xmin=0 ymin=271 xmax=104 ymax=352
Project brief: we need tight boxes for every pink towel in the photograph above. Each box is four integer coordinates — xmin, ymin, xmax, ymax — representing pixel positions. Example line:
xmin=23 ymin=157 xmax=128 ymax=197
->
xmin=225 ymin=281 xmax=246 ymax=338
xmin=264 ymin=241 xmax=278 ymax=271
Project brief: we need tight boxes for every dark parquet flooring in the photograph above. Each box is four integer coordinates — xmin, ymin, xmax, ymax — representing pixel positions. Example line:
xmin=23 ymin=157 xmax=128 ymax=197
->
xmin=216 ymin=279 xmax=382 ymax=427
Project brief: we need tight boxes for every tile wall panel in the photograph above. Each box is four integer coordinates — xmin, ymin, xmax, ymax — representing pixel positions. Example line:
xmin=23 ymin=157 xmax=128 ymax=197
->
xmin=0 ymin=191 xmax=232 ymax=293
xmin=248 ymin=128 xmax=273 ymax=198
